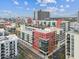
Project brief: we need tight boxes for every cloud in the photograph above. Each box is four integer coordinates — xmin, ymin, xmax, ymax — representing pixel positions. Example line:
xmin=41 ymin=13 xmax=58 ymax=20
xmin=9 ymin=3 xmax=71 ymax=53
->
xmin=59 ymin=8 xmax=65 ymax=12
xmin=26 ymin=8 xmax=30 ymax=10
xmin=66 ymin=0 xmax=70 ymax=2
xmin=0 ymin=10 xmax=22 ymax=17
xmin=51 ymin=12 xmax=73 ymax=17
xmin=60 ymin=4 xmax=70 ymax=9
xmin=60 ymin=5 xmax=64 ymax=8
xmin=43 ymin=7 xmax=58 ymax=12
xmin=39 ymin=3 xmax=47 ymax=6
xmin=45 ymin=8 xmax=64 ymax=13
xmin=35 ymin=2 xmax=39 ymax=5
xmin=33 ymin=8 xmax=36 ymax=11
xmin=66 ymin=5 xmax=70 ymax=8
xmin=24 ymin=1 xmax=28 ymax=6
xmin=1 ymin=10 xmax=13 ymax=17
xmin=17 ymin=6 xmax=23 ymax=8
xmin=71 ymin=0 xmax=75 ymax=2
xmin=12 ymin=0 xmax=19 ymax=5
xmin=45 ymin=7 xmax=65 ymax=13
xmin=44 ymin=0 xmax=57 ymax=3
xmin=37 ymin=0 xmax=57 ymax=3
xmin=2 ymin=10 xmax=12 ymax=14
xmin=36 ymin=0 xmax=41 ymax=3
xmin=66 ymin=0 xmax=75 ymax=2
xmin=14 ymin=1 xmax=19 ymax=5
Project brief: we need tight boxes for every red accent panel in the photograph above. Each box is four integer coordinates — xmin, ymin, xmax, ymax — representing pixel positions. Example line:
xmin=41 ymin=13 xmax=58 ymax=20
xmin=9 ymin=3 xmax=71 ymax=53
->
xmin=56 ymin=19 xmax=63 ymax=28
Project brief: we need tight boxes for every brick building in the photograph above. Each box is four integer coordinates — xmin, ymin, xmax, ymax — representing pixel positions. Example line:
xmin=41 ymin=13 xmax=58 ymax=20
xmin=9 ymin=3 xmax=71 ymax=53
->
xmin=33 ymin=28 xmax=57 ymax=54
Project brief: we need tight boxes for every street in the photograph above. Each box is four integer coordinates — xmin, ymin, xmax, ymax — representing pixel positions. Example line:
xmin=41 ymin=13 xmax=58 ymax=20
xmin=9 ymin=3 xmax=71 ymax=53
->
xmin=52 ymin=46 xmax=65 ymax=59
xmin=18 ymin=40 xmax=43 ymax=59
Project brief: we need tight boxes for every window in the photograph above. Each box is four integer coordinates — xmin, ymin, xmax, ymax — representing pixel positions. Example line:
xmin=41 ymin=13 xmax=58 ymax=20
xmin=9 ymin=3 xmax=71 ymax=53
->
xmin=40 ymin=22 xmax=42 ymax=26
xmin=39 ymin=39 xmax=48 ymax=52
xmin=27 ymin=34 xmax=29 ymax=42
xmin=67 ymin=34 xmax=70 ymax=56
xmin=4 ymin=31 xmax=9 ymax=36
xmin=44 ymin=22 xmax=46 ymax=25
xmin=52 ymin=22 xmax=55 ymax=27
xmin=10 ymin=42 xmax=12 ymax=44
xmin=68 ymin=22 xmax=70 ymax=31
xmin=60 ymin=23 xmax=66 ymax=31
xmin=1 ymin=44 xmax=5 ymax=47
xmin=22 ymin=32 xmax=25 ymax=40
xmin=18 ymin=31 xmax=20 ymax=38
xmin=67 ymin=34 xmax=70 ymax=40
xmin=0 ymin=32 xmax=3 ymax=36
xmin=48 ymin=22 xmax=50 ymax=27
xmin=71 ymin=35 xmax=74 ymax=57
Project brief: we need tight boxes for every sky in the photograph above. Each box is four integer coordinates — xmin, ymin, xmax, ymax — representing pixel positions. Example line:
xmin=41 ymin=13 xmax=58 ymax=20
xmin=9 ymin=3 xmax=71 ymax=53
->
xmin=0 ymin=0 xmax=79 ymax=18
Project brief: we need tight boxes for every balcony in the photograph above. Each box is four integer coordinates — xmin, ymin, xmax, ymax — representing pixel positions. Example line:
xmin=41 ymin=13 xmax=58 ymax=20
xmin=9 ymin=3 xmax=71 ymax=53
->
xmin=1 ymin=47 xmax=5 ymax=50
xmin=1 ymin=50 xmax=5 ymax=53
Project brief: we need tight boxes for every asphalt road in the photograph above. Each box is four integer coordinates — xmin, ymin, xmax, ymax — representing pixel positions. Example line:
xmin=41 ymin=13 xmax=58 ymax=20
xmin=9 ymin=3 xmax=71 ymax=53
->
xmin=18 ymin=41 xmax=43 ymax=59
xmin=52 ymin=46 xmax=65 ymax=59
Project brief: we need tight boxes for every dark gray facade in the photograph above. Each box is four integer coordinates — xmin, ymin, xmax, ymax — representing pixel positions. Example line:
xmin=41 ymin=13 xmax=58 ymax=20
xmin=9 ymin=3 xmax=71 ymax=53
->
xmin=37 ymin=10 xmax=50 ymax=20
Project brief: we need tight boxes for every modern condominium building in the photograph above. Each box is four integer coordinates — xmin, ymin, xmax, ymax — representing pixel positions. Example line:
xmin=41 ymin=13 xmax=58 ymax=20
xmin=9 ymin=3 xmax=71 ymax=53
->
xmin=65 ymin=31 xmax=79 ymax=59
xmin=33 ymin=27 xmax=65 ymax=54
xmin=0 ymin=29 xmax=5 ymax=36
xmin=33 ymin=20 xmax=70 ymax=31
xmin=33 ymin=27 xmax=56 ymax=54
xmin=16 ymin=25 xmax=36 ymax=45
xmin=55 ymin=28 xmax=65 ymax=48
xmin=0 ymin=34 xmax=18 ymax=59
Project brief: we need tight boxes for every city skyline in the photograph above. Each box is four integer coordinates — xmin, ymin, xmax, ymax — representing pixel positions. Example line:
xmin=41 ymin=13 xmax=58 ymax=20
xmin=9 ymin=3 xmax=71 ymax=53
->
xmin=0 ymin=0 xmax=79 ymax=18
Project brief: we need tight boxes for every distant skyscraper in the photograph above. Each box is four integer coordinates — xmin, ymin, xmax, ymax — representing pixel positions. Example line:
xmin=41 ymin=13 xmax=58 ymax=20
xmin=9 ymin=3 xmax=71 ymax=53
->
xmin=33 ymin=11 xmax=36 ymax=20
xmin=37 ymin=10 xmax=50 ymax=20
xmin=77 ymin=11 xmax=79 ymax=21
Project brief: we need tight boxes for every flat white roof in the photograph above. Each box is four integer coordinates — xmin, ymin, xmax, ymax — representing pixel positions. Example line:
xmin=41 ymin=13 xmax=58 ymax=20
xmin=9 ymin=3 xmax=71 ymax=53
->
xmin=0 ymin=34 xmax=18 ymax=43
xmin=67 ymin=31 xmax=79 ymax=35
xmin=34 ymin=27 xmax=62 ymax=33
xmin=0 ymin=28 xmax=5 ymax=32
xmin=39 ymin=20 xmax=69 ymax=22
xmin=20 ymin=26 xmax=38 ymax=32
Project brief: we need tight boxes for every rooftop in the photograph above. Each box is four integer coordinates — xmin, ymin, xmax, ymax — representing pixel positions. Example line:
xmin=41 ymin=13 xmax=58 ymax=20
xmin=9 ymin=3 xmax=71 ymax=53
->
xmin=67 ymin=30 xmax=79 ymax=35
xmin=34 ymin=27 xmax=62 ymax=33
xmin=0 ymin=34 xmax=18 ymax=43
xmin=0 ymin=28 xmax=5 ymax=32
